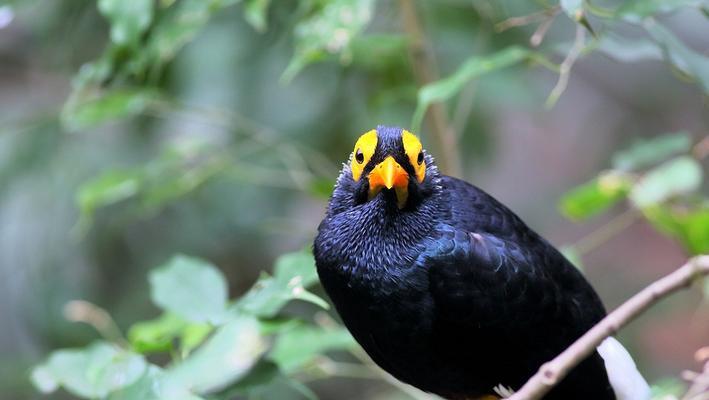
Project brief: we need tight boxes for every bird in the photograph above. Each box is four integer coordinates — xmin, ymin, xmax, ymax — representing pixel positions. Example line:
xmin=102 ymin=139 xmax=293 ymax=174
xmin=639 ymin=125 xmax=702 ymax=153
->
xmin=313 ymin=126 xmax=650 ymax=400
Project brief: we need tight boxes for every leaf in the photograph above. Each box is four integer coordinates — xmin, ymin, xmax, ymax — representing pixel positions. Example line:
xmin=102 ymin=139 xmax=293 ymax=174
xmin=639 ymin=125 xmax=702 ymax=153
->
xmin=612 ymin=131 xmax=693 ymax=171
xmin=235 ymin=250 xmax=329 ymax=317
xmin=630 ymin=156 xmax=703 ymax=208
xmin=128 ymin=313 xmax=186 ymax=353
xmin=143 ymin=0 xmax=214 ymax=63
xmin=281 ymin=0 xmax=374 ymax=82
xmin=31 ymin=342 xmax=146 ymax=398
xmin=244 ymin=0 xmax=271 ymax=32
xmin=269 ymin=325 xmax=355 ymax=372
xmin=616 ymin=0 xmax=707 ymax=22
xmin=76 ymin=168 xmax=142 ymax=229
xmin=643 ymin=202 xmax=709 ymax=254
xmin=561 ymin=0 xmax=584 ymax=20
xmin=61 ymin=88 xmax=160 ymax=132
xmin=128 ymin=312 xmax=211 ymax=355
xmin=595 ymin=34 xmax=663 ymax=64
xmin=650 ymin=377 xmax=686 ymax=398
xmin=645 ymin=20 xmax=709 ymax=94
xmin=559 ymin=172 xmax=632 ymax=221
xmin=97 ymin=0 xmax=154 ymax=46
xmin=165 ymin=316 xmax=267 ymax=394
xmin=149 ymin=255 xmax=229 ymax=324
xmin=108 ymin=365 xmax=205 ymax=400
xmin=412 ymin=47 xmax=530 ymax=132
xmin=209 ymin=360 xmax=280 ymax=399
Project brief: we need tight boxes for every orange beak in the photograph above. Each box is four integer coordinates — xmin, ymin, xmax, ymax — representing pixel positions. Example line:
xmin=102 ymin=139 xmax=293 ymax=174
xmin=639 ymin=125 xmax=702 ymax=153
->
xmin=367 ymin=156 xmax=409 ymax=208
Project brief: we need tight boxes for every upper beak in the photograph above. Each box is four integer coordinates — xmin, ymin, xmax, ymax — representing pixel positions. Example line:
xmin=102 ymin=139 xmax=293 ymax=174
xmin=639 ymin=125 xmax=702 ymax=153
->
xmin=368 ymin=156 xmax=409 ymax=208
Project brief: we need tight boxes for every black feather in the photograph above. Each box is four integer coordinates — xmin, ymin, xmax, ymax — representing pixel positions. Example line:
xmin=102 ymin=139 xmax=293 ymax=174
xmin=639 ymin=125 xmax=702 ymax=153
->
xmin=314 ymin=126 xmax=614 ymax=399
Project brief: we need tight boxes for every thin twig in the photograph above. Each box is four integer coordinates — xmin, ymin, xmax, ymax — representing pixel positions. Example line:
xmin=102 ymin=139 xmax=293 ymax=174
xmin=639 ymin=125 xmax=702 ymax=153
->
xmin=529 ymin=14 xmax=556 ymax=47
xmin=509 ymin=255 xmax=709 ymax=400
xmin=545 ymin=25 xmax=586 ymax=108
xmin=63 ymin=300 xmax=128 ymax=346
xmin=495 ymin=6 xmax=561 ymax=32
xmin=572 ymin=208 xmax=640 ymax=256
xmin=399 ymin=0 xmax=461 ymax=177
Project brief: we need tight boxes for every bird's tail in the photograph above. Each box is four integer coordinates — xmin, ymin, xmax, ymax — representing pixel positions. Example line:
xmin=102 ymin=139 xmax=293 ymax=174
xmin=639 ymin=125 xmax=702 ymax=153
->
xmin=597 ymin=337 xmax=651 ymax=400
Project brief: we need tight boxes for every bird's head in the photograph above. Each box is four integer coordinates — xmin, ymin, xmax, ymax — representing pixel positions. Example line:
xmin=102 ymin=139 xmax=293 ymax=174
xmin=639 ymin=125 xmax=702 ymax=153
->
xmin=332 ymin=125 xmax=441 ymax=212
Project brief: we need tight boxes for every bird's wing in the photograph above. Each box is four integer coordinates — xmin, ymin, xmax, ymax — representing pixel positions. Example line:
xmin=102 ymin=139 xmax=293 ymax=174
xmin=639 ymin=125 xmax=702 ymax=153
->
xmin=420 ymin=225 xmax=617 ymax=398
xmin=421 ymin=225 xmax=570 ymax=330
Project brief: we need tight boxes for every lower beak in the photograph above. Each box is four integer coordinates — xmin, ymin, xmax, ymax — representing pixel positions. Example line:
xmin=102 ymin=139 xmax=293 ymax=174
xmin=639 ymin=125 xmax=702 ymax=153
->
xmin=368 ymin=156 xmax=409 ymax=208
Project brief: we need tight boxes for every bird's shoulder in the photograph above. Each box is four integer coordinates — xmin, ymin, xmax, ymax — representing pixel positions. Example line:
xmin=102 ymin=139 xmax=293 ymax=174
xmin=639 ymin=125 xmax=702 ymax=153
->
xmin=421 ymin=176 xmax=607 ymax=328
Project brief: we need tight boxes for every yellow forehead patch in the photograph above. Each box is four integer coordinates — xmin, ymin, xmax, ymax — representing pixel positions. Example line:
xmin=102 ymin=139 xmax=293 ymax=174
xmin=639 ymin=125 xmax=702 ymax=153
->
xmin=402 ymin=130 xmax=426 ymax=182
xmin=351 ymin=130 xmax=378 ymax=181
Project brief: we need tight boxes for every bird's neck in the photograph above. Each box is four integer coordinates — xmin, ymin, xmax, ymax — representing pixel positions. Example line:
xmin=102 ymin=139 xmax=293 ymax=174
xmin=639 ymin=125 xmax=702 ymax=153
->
xmin=318 ymin=189 xmax=444 ymax=272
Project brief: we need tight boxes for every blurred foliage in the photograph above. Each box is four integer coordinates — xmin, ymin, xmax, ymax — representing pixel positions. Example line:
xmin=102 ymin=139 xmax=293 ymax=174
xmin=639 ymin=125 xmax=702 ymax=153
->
xmin=0 ymin=0 xmax=704 ymax=399
xmin=32 ymin=250 xmax=356 ymax=400
xmin=559 ymin=132 xmax=708 ymax=255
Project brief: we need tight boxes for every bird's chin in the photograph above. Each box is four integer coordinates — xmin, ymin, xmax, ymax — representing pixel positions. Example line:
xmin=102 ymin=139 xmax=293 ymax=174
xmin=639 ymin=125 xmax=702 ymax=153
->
xmin=370 ymin=188 xmax=407 ymax=210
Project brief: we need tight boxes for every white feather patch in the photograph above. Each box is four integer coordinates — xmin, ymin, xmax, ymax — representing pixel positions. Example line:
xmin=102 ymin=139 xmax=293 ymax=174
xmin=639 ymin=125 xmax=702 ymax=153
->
xmin=597 ymin=337 xmax=651 ymax=400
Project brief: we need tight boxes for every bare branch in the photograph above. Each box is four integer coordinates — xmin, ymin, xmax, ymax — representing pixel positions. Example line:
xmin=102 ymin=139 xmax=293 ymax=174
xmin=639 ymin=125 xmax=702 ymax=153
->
xmin=681 ymin=347 xmax=709 ymax=400
xmin=495 ymin=6 xmax=561 ymax=32
xmin=545 ymin=25 xmax=586 ymax=108
xmin=509 ymin=255 xmax=709 ymax=400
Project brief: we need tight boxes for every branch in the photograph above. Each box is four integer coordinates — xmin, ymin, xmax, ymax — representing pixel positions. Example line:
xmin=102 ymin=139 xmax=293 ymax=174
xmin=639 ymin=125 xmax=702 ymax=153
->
xmin=398 ymin=0 xmax=462 ymax=177
xmin=509 ymin=255 xmax=709 ymax=400
xmin=545 ymin=25 xmax=585 ymax=108
xmin=682 ymin=347 xmax=709 ymax=400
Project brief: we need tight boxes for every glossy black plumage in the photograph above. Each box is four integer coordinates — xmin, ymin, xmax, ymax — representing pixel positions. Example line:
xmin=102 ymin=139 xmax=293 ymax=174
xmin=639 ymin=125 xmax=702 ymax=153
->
xmin=313 ymin=126 xmax=614 ymax=399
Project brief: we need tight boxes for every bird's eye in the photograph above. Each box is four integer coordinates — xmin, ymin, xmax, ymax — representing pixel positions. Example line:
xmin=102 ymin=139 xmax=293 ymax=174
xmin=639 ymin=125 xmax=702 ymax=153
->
xmin=355 ymin=149 xmax=364 ymax=164
xmin=417 ymin=151 xmax=424 ymax=165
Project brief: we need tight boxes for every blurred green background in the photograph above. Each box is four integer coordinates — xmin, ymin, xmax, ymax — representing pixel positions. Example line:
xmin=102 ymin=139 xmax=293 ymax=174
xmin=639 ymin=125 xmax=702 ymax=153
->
xmin=0 ymin=0 xmax=708 ymax=399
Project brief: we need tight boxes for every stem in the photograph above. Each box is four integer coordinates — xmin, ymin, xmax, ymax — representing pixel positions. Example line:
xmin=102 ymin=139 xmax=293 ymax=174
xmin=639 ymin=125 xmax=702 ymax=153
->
xmin=572 ymin=208 xmax=639 ymax=256
xmin=509 ymin=255 xmax=709 ymax=400
xmin=398 ymin=0 xmax=461 ymax=177
xmin=545 ymin=25 xmax=586 ymax=108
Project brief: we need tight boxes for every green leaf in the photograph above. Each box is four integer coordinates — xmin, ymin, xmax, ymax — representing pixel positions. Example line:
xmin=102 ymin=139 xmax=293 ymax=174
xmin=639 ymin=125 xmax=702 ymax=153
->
xmin=559 ymin=172 xmax=632 ymax=221
xmin=143 ymin=0 xmax=214 ymax=63
xmin=612 ymin=132 xmax=693 ymax=171
xmin=645 ymin=20 xmax=709 ymax=94
xmin=595 ymin=34 xmax=663 ymax=64
xmin=616 ymin=0 xmax=707 ymax=22
xmin=108 ymin=365 xmax=205 ymax=400
xmin=630 ymin=156 xmax=703 ymax=208
xmin=561 ymin=0 xmax=584 ymax=20
xmin=128 ymin=313 xmax=185 ymax=353
xmin=149 ymin=255 xmax=229 ymax=324
xmin=235 ymin=250 xmax=328 ymax=317
xmin=650 ymin=377 xmax=686 ymax=398
xmin=244 ymin=0 xmax=271 ymax=32
xmin=128 ymin=312 xmax=211 ymax=355
xmin=166 ymin=316 xmax=267 ymax=394
xmin=643 ymin=202 xmax=709 ymax=254
xmin=282 ymin=0 xmax=374 ymax=82
xmin=412 ymin=47 xmax=530 ymax=132
xmin=269 ymin=325 xmax=355 ymax=372
xmin=209 ymin=360 xmax=280 ymax=399
xmin=98 ymin=0 xmax=154 ymax=46
xmin=61 ymin=89 xmax=160 ymax=132
xmin=76 ymin=168 xmax=142 ymax=229
xmin=31 ymin=342 xmax=146 ymax=398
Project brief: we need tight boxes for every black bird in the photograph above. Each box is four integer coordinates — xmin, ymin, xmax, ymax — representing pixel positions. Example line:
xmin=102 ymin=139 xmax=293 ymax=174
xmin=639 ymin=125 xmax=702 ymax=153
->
xmin=313 ymin=126 xmax=650 ymax=400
